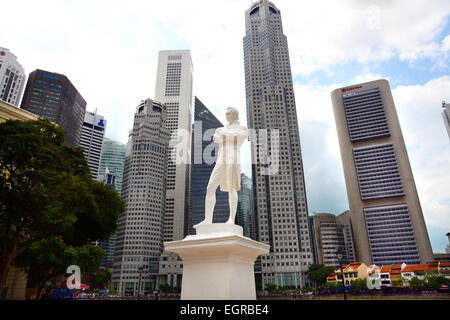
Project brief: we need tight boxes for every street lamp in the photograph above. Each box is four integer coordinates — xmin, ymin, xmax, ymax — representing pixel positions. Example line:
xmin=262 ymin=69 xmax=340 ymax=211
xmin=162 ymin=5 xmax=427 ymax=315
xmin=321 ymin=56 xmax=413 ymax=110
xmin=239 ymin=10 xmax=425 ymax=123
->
xmin=137 ymin=266 xmax=143 ymax=300
xmin=337 ymin=250 xmax=347 ymax=301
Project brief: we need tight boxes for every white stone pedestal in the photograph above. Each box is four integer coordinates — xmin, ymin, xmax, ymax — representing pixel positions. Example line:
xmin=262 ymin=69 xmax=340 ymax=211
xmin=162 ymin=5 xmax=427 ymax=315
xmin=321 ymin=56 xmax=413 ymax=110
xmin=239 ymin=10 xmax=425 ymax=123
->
xmin=164 ymin=223 xmax=270 ymax=300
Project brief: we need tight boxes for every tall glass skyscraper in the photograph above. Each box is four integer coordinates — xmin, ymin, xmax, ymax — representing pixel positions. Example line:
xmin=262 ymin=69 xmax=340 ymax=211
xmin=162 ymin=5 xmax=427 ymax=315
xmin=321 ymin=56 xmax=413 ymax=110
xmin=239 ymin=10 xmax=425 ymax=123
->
xmin=20 ymin=69 xmax=86 ymax=147
xmin=189 ymin=97 xmax=229 ymax=234
xmin=236 ymin=173 xmax=254 ymax=239
xmin=98 ymin=137 xmax=126 ymax=194
xmin=243 ymin=0 xmax=313 ymax=289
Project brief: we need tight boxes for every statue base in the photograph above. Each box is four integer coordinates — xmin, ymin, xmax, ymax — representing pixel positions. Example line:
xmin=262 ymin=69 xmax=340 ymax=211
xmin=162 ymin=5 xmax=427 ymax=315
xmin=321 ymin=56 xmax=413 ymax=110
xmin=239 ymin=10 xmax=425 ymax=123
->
xmin=164 ymin=223 xmax=270 ymax=300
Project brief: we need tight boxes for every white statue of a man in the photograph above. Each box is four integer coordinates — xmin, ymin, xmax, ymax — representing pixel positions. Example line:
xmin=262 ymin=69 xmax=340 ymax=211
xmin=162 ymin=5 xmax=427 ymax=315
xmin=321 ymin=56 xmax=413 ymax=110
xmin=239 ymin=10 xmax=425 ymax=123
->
xmin=196 ymin=107 xmax=248 ymax=226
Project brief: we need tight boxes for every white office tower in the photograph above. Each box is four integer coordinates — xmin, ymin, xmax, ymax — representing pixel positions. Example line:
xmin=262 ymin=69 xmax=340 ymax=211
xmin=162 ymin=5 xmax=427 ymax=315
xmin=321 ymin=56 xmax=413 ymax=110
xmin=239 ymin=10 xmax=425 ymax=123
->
xmin=78 ymin=110 xmax=106 ymax=179
xmin=243 ymin=0 xmax=313 ymax=289
xmin=112 ymin=99 xmax=170 ymax=295
xmin=155 ymin=50 xmax=193 ymax=242
xmin=0 ymin=47 xmax=26 ymax=107
xmin=154 ymin=50 xmax=193 ymax=288
xmin=442 ymin=101 xmax=450 ymax=140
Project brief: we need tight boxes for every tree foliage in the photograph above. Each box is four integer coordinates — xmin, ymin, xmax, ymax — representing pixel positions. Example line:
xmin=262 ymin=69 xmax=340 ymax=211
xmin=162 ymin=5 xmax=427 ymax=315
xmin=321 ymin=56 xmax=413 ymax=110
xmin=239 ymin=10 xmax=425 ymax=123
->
xmin=307 ymin=264 xmax=336 ymax=286
xmin=0 ymin=118 xmax=124 ymax=294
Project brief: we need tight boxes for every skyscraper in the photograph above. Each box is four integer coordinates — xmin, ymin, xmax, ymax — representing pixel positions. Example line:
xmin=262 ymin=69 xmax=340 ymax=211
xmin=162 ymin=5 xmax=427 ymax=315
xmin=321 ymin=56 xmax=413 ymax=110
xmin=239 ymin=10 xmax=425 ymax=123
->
xmin=189 ymin=97 xmax=229 ymax=233
xmin=312 ymin=213 xmax=347 ymax=268
xmin=442 ymin=101 xmax=450 ymax=140
xmin=154 ymin=50 xmax=193 ymax=243
xmin=336 ymin=210 xmax=357 ymax=263
xmin=0 ymin=47 xmax=25 ymax=107
xmin=78 ymin=110 xmax=106 ymax=179
xmin=236 ymin=173 xmax=254 ymax=239
xmin=243 ymin=0 xmax=313 ymax=288
xmin=97 ymin=169 xmax=118 ymax=270
xmin=20 ymin=69 xmax=86 ymax=147
xmin=98 ymin=137 xmax=127 ymax=194
xmin=331 ymin=79 xmax=434 ymax=265
xmin=112 ymin=99 xmax=169 ymax=295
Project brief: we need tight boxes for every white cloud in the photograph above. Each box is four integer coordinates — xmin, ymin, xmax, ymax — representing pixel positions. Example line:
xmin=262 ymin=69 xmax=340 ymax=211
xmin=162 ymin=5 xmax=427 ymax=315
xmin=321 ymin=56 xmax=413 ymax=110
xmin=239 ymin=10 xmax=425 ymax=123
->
xmin=393 ymin=76 xmax=450 ymax=232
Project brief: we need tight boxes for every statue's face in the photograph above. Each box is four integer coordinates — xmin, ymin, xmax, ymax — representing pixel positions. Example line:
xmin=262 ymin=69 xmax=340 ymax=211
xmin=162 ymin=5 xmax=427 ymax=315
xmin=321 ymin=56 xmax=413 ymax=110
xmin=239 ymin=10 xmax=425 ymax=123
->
xmin=225 ymin=108 xmax=238 ymax=123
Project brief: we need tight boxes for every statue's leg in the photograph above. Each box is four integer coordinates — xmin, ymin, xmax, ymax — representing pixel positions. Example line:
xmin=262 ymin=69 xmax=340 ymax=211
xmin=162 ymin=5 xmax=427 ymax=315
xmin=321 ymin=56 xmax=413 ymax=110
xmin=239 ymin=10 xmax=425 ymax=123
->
xmin=198 ymin=165 xmax=223 ymax=225
xmin=227 ymin=190 xmax=238 ymax=224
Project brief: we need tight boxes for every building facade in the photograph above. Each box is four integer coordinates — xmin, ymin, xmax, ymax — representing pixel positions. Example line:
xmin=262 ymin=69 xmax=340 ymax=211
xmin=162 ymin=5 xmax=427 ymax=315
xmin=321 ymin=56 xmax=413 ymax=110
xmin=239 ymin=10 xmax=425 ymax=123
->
xmin=20 ymin=69 xmax=86 ymax=147
xmin=236 ymin=173 xmax=255 ymax=239
xmin=78 ymin=110 xmax=106 ymax=179
xmin=189 ymin=96 xmax=229 ymax=233
xmin=112 ymin=99 xmax=169 ymax=295
xmin=154 ymin=50 xmax=193 ymax=243
xmin=331 ymin=79 xmax=434 ymax=266
xmin=312 ymin=213 xmax=347 ymax=268
xmin=336 ymin=210 xmax=357 ymax=263
xmin=98 ymin=137 xmax=127 ymax=194
xmin=0 ymin=47 xmax=26 ymax=107
xmin=442 ymin=101 xmax=450 ymax=140
xmin=243 ymin=0 xmax=313 ymax=288
xmin=96 ymin=169 xmax=119 ymax=270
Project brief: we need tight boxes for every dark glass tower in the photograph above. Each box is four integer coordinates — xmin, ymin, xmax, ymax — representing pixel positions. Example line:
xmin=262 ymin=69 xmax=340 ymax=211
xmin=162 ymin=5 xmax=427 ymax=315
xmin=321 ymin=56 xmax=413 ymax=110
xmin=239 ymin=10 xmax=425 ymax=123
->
xmin=20 ymin=69 xmax=87 ymax=147
xmin=189 ymin=97 xmax=229 ymax=234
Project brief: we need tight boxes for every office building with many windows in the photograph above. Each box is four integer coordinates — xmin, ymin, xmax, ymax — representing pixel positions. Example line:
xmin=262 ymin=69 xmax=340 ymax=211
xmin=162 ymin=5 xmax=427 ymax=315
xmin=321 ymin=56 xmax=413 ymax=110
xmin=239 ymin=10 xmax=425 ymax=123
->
xmin=0 ymin=47 xmax=25 ymax=107
xmin=78 ymin=110 xmax=106 ymax=179
xmin=112 ymin=99 xmax=169 ymax=295
xmin=243 ymin=0 xmax=313 ymax=288
xmin=331 ymin=79 xmax=434 ymax=265
xmin=20 ymin=69 xmax=86 ymax=147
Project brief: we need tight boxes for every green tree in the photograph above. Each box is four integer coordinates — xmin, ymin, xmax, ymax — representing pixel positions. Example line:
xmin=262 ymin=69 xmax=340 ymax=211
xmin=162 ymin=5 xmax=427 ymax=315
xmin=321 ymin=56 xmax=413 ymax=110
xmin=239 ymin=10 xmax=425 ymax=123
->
xmin=94 ymin=268 xmax=113 ymax=289
xmin=408 ymin=276 xmax=425 ymax=289
xmin=425 ymin=274 xmax=448 ymax=289
xmin=17 ymin=236 xmax=105 ymax=299
xmin=0 ymin=119 xmax=124 ymax=293
xmin=265 ymin=282 xmax=278 ymax=293
xmin=351 ymin=278 xmax=367 ymax=290
xmin=307 ymin=264 xmax=336 ymax=286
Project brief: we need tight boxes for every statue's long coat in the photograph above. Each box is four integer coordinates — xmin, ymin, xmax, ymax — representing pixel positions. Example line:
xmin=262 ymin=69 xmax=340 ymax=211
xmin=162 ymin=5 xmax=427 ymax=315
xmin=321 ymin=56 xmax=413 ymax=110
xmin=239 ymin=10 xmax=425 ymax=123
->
xmin=213 ymin=123 xmax=248 ymax=192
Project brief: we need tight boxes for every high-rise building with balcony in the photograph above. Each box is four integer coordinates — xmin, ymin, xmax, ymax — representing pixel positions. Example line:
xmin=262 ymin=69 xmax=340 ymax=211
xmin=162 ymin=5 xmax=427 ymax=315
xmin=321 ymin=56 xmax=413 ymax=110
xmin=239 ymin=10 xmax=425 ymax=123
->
xmin=243 ymin=0 xmax=313 ymax=288
xmin=112 ymin=99 xmax=169 ymax=295
xmin=0 ymin=47 xmax=25 ymax=107
xmin=78 ymin=110 xmax=106 ymax=179
xmin=20 ymin=69 xmax=86 ymax=147
xmin=331 ymin=79 xmax=434 ymax=265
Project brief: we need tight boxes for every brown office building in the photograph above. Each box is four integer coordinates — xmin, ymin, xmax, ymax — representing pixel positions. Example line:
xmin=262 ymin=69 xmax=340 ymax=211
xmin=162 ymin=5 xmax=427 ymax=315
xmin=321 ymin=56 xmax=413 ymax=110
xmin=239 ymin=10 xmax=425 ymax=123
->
xmin=331 ymin=79 xmax=433 ymax=265
xmin=20 ymin=69 xmax=86 ymax=147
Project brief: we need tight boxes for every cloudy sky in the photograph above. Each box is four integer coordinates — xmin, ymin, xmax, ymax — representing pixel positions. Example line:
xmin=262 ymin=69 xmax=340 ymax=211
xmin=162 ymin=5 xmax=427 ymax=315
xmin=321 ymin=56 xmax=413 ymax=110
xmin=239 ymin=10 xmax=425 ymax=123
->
xmin=2 ymin=0 xmax=450 ymax=253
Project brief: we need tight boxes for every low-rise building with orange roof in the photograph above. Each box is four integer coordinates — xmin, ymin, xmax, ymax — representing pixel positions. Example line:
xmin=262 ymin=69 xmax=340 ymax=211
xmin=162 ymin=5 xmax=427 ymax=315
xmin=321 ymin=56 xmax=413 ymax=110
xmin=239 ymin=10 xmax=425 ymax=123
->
xmin=389 ymin=263 xmax=407 ymax=282
xmin=332 ymin=262 xmax=369 ymax=286
xmin=379 ymin=265 xmax=392 ymax=286
xmin=438 ymin=262 xmax=450 ymax=279
xmin=401 ymin=264 xmax=427 ymax=283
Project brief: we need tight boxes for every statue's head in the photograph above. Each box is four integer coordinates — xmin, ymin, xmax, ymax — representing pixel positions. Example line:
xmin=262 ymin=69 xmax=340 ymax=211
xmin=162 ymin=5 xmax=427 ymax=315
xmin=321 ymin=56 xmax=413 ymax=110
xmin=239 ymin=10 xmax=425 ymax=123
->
xmin=225 ymin=107 xmax=239 ymax=123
